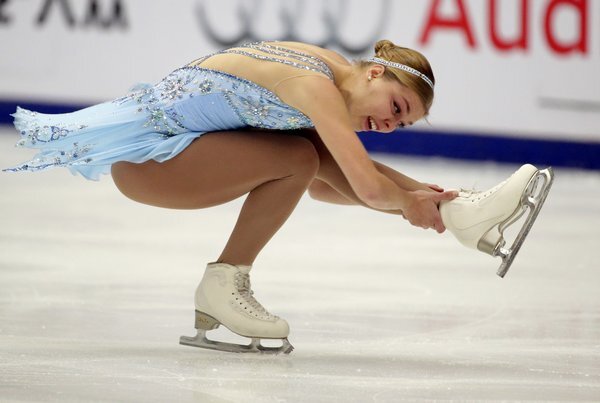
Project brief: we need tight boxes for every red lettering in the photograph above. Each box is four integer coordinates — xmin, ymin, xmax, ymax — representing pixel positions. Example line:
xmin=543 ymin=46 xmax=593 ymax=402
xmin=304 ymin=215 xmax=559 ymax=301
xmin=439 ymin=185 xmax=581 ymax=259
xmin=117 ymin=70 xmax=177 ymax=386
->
xmin=419 ymin=0 xmax=476 ymax=48
xmin=489 ymin=0 xmax=529 ymax=51
xmin=419 ymin=0 xmax=589 ymax=57
xmin=544 ymin=0 xmax=588 ymax=55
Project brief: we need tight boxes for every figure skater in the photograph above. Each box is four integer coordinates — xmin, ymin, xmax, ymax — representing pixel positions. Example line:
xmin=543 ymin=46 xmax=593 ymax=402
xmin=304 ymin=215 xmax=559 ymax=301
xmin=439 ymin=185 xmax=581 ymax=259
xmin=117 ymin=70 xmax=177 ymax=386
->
xmin=4 ymin=40 xmax=553 ymax=354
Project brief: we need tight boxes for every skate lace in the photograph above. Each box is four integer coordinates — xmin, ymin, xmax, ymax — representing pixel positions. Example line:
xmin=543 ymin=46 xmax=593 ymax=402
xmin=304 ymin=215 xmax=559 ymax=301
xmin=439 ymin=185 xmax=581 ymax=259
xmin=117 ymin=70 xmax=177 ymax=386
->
xmin=460 ymin=178 xmax=508 ymax=202
xmin=459 ymin=187 xmax=481 ymax=197
xmin=234 ymin=273 xmax=278 ymax=320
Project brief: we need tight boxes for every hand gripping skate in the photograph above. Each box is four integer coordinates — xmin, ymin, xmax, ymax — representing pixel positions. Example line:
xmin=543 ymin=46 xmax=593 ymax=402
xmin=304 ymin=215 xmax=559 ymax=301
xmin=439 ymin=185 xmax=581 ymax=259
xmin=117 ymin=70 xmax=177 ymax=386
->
xmin=179 ymin=263 xmax=294 ymax=354
xmin=440 ymin=164 xmax=554 ymax=277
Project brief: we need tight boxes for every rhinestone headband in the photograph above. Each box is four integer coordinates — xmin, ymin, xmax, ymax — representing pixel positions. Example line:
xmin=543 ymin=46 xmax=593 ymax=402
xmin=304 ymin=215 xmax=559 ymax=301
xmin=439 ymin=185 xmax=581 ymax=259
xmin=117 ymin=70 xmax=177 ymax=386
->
xmin=367 ymin=57 xmax=434 ymax=90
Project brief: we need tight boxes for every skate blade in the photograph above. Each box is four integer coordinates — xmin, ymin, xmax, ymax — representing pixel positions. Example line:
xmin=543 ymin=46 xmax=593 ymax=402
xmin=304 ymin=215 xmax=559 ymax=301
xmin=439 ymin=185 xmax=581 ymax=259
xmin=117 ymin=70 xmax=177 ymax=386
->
xmin=494 ymin=167 xmax=554 ymax=278
xmin=179 ymin=330 xmax=294 ymax=355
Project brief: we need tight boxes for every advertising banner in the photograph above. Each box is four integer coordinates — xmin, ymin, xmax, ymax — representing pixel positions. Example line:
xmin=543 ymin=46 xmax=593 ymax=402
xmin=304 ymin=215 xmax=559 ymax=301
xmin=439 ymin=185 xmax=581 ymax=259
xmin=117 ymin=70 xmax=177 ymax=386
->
xmin=1 ymin=0 xmax=598 ymax=167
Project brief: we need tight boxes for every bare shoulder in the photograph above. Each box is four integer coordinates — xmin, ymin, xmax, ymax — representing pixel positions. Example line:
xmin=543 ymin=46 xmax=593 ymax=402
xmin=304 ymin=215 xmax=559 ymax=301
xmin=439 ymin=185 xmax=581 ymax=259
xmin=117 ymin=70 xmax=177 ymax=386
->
xmin=274 ymin=75 xmax=347 ymax=123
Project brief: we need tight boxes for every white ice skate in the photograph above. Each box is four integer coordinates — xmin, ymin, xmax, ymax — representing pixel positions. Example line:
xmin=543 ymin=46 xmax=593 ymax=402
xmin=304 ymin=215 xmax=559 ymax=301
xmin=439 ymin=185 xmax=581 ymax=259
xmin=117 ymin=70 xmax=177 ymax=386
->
xmin=440 ymin=164 xmax=554 ymax=277
xmin=179 ymin=263 xmax=293 ymax=354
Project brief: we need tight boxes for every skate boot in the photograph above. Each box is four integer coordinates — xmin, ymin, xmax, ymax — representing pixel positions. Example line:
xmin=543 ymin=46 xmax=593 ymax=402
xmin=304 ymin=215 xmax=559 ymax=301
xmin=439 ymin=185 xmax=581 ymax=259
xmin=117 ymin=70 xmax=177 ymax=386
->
xmin=179 ymin=262 xmax=293 ymax=354
xmin=440 ymin=164 xmax=554 ymax=277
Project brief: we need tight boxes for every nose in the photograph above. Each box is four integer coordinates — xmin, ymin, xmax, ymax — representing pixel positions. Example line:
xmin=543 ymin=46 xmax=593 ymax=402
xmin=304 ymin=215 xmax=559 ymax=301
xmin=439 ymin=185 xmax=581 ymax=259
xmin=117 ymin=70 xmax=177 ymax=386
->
xmin=383 ymin=116 xmax=402 ymax=132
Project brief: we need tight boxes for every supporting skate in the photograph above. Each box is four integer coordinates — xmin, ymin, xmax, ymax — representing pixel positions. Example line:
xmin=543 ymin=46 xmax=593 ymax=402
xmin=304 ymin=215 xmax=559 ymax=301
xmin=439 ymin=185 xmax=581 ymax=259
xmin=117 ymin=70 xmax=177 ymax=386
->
xmin=440 ymin=164 xmax=554 ymax=277
xmin=179 ymin=263 xmax=294 ymax=354
xmin=179 ymin=311 xmax=294 ymax=354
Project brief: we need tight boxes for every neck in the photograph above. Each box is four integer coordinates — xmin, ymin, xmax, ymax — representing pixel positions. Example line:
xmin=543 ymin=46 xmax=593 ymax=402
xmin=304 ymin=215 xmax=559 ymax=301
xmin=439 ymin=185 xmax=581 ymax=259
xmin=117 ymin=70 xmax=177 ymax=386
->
xmin=333 ymin=63 xmax=362 ymax=106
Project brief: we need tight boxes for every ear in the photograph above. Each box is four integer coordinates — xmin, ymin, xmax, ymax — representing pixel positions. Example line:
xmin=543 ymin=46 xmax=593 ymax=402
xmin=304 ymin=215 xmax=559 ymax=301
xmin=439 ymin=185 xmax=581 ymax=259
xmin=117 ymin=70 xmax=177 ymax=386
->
xmin=369 ymin=64 xmax=386 ymax=79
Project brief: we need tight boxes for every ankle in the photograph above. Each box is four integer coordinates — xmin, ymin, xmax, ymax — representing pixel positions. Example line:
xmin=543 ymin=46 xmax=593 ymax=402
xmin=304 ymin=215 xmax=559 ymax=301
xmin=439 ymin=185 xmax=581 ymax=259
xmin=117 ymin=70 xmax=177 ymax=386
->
xmin=215 ymin=258 xmax=254 ymax=268
xmin=210 ymin=261 xmax=253 ymax=272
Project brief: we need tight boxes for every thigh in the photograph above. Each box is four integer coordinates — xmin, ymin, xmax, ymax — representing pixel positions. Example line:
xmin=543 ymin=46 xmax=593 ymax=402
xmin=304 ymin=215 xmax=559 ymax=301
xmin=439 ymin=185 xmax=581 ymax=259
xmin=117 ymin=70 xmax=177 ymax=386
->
xmin=111 ymin=130 xmax=317 ymax=209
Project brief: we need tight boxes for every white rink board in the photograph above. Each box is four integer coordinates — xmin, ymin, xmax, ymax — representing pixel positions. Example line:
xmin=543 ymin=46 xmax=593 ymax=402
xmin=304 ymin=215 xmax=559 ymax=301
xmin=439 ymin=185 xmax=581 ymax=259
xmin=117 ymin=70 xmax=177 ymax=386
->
xmin=0 ymin=0 xmax=599 ymax=142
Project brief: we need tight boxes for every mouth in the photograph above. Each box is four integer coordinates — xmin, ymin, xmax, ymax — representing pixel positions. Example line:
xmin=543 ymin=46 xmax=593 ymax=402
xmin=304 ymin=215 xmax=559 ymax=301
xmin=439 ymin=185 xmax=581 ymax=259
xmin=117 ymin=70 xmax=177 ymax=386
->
xmin=365 ymin=116 xmax=379 ymax=131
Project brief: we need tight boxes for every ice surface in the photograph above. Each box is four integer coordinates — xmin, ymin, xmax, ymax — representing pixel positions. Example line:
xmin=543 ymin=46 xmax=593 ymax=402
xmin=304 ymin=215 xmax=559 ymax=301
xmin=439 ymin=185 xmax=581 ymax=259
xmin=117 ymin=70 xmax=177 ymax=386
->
xmin=0 ymin=131 xmax=598 ymax=402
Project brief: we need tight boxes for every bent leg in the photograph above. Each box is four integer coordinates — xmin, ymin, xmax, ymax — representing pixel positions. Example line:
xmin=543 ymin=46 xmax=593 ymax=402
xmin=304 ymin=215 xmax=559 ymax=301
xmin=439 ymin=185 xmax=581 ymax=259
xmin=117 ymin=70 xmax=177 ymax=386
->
xmin=308 ymin=179 xmax=355 ymax=205
xmin=111 ymin=130 xmax=319 ymax=265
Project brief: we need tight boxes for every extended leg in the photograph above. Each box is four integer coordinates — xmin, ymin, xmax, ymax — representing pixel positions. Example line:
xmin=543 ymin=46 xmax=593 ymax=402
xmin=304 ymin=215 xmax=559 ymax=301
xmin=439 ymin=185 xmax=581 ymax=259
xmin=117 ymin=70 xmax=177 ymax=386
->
xmin=440 ymin=164 xmax=554 ymax=277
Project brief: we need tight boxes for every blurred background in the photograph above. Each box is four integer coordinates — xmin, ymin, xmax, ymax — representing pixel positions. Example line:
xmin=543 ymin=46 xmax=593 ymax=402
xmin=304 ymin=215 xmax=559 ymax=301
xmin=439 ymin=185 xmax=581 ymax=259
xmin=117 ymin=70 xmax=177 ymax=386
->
xmin=1 ymin=2 xmax=599 ymax=401
xmin=1 ymin=0 xmax=598 ymax=169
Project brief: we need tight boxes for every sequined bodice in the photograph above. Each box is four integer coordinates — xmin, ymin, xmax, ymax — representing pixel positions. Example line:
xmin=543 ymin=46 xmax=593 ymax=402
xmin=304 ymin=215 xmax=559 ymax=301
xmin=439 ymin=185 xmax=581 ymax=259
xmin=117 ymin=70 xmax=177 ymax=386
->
xmin=217 ymin=42 xmax=334 ymax=80
xmin=113 ymin=42 xmax=334 ymax=136
xmin=5 ymin=42 xmax=337 ymax=180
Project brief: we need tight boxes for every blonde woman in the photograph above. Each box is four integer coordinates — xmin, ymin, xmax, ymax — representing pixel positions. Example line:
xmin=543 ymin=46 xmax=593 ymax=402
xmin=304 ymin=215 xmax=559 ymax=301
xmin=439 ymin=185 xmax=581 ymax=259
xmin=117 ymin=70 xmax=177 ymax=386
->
xmin=4 ymin=40 xmax=552 ymax=354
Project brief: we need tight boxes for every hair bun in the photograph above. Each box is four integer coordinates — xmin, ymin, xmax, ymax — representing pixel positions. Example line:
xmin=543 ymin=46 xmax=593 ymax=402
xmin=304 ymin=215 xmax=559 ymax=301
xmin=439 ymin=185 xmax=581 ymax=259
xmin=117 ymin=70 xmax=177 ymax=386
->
xmin=374 ymin=39 xmax=396 ymax=56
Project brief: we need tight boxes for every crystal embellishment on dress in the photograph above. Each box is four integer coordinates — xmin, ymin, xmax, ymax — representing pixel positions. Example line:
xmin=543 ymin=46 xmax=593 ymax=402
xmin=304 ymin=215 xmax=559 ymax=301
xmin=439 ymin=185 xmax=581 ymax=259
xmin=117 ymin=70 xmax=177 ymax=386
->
xmin=222 ymin=42 xmax=335 ymax=81
xmin=4 ymin=41 xmax=330 ymax=179
xmin=113 ymin=64 xmax=314 ymax=133
xmin=11 ymin=108 xmax=89 ymax=146
xmin=109 ymin=40 xmax=328 ymax=134
xmin=198 ymin=79 xmax=213 ymax=94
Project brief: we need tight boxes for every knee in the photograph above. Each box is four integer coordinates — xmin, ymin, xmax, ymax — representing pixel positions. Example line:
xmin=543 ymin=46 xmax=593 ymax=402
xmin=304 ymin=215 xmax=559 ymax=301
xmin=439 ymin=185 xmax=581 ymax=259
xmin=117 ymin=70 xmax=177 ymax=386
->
xmin=286 ymin=136 xmax=320 ymax=179
xmin=307 ymin=179 xmax=329 ymax=200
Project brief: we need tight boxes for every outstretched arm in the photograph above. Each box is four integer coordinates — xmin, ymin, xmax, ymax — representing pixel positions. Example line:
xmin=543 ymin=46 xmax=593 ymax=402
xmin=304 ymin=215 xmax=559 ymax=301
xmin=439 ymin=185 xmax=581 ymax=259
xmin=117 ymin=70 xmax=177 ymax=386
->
xmin=302 ymin=129 xmax=440 ymax=219
xmin=278 ymin=76 xmax=455 ymax=231
xmin=308 ymin=179 xmax=405 ymax=216
xmin=372 ymin=160 xmax=440 ymax=193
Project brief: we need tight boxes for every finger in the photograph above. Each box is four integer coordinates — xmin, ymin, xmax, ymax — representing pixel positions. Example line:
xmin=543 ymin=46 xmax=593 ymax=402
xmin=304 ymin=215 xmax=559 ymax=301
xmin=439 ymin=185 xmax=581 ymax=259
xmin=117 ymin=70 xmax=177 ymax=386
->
xmin=429 ymin=208 xmax=446 ymax=233
xmin=433 ymin=216 xmax=446 ymax=233
xmin=426 ymin=183 xmax=444 ymax=192
xmin=434 ymin=190 xmax=459 ymax=202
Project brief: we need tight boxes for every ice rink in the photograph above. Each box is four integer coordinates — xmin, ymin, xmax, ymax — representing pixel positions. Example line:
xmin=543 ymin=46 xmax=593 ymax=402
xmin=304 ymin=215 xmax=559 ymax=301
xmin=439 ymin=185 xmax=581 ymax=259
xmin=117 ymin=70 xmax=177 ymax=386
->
xmin=0 ymin=129 xmax=599 ymax=402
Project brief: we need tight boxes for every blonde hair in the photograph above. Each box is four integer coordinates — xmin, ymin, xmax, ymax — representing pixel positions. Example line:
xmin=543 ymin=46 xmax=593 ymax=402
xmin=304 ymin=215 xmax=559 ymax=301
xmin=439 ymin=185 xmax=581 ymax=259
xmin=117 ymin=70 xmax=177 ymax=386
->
xmin=360 ymin=40 xmax=435 ymax=114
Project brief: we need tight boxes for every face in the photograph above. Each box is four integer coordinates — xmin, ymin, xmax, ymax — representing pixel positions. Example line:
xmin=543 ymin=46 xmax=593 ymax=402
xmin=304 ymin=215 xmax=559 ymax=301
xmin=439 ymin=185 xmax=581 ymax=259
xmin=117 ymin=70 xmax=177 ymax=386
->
xmin=347 ymin=65 xmax=426 ymax=133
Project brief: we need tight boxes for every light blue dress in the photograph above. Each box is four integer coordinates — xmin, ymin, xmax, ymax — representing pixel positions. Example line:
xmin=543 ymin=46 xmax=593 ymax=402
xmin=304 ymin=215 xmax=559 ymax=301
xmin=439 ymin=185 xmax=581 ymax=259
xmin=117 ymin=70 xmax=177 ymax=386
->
xmin=3 ymin=42 xmax=334 ymax=180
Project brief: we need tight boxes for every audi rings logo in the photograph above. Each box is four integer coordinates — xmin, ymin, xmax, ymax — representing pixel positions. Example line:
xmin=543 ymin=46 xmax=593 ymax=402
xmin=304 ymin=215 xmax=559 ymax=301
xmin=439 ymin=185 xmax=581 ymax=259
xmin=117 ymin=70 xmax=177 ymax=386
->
xmin=195 ymin=0 xmax=390 ymax=55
